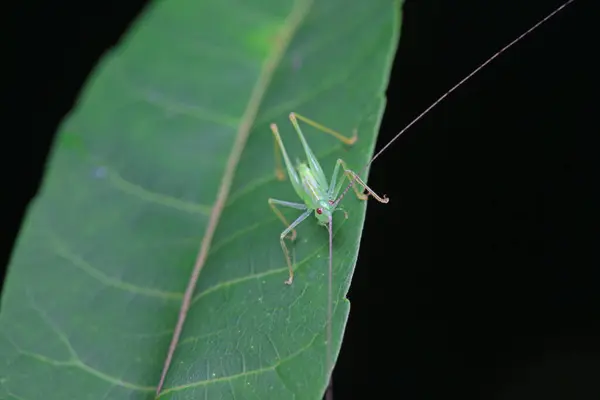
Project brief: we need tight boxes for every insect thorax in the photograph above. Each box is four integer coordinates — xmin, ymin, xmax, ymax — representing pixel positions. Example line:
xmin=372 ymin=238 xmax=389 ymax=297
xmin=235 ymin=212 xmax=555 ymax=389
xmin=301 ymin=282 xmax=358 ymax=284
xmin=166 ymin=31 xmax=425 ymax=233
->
xmin=296 ymin=163 xmax=330 ymax=213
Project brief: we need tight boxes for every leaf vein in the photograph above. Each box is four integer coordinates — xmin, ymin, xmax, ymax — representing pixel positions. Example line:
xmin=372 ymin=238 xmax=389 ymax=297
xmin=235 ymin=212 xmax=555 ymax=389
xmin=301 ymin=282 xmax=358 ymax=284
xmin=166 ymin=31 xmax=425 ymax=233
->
xmin=12 ymin=297 xmax=156 ymax=393
xmin=48 ymin=231 xmax=184 ymax=300
xmin=113 ymin=61 xmax=242 ymax=128
xmin=105 ymin=167 xmax=213 ymax=216
xmin=13 ymin=350 xmax=155 ymax=392
xmin=137 ymin=85 xmax=242 ymax=128
xmin=157 ymin=331 xmax=320 ymax=396
xmin=178 ymin=328 xmax=228 ymax=347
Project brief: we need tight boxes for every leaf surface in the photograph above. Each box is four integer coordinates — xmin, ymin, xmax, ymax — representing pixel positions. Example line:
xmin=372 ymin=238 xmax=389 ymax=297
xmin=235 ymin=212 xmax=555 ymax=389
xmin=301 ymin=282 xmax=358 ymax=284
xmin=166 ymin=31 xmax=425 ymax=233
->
xmin=0 ymin=1 xmax=401 ymax=399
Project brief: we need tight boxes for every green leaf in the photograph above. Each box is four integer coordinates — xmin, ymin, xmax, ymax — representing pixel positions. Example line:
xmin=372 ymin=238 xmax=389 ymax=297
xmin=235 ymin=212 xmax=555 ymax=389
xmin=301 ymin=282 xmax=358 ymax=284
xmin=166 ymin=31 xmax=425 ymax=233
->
xmin=0 ymin=0 xmax=401 ymax=399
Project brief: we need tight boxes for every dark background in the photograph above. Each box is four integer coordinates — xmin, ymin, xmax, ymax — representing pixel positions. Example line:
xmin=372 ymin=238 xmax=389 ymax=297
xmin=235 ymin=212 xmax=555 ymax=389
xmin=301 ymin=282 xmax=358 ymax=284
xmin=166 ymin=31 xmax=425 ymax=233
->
xmin=1 ymin=0 xmax=597 ymax=399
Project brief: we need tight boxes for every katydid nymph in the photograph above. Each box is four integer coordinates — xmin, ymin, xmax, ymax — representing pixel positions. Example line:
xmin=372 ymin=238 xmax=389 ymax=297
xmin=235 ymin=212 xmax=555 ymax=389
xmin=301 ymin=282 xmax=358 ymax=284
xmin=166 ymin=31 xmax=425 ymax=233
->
xmin=268 ymin=113 xmax=388 ymax=385
xmin=268 ymin=112 xmax=389 ymax=286
xmin=267 ymin=0 xmax=575 ymax=397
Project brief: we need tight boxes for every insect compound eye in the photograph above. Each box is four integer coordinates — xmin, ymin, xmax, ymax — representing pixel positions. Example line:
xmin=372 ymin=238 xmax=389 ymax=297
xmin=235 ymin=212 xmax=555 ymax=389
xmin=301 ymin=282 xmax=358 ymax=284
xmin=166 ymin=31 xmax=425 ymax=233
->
xmin=316 ymin=208 xmax=323 ymax=215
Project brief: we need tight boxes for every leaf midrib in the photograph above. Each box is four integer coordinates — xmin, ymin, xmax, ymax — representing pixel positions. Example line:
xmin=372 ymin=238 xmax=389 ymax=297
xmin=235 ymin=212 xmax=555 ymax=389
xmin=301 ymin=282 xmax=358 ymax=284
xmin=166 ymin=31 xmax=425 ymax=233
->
xmin=155 ymin=0 xmax=315 ymax=394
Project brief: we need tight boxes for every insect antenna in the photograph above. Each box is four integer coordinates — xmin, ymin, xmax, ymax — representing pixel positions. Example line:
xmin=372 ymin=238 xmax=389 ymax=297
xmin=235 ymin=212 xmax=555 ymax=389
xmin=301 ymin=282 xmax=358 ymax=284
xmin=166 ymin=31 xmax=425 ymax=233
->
xmin=326 ymin=214 xmax=334 ymax=394
xmin=333 ymin=0 xmax=575 ymax=208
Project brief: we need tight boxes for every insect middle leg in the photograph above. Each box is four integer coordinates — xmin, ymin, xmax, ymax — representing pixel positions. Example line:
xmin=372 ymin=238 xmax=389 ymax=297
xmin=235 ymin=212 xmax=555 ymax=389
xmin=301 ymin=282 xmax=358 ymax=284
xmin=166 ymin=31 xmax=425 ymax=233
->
xmin=268 ymin=198 xmax=307 ymax=241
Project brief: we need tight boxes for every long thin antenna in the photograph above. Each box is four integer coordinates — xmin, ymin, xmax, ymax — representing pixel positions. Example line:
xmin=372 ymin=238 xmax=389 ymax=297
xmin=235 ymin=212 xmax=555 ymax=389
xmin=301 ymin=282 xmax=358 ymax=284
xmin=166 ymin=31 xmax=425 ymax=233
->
xmin=334 ymin=0 xmax=575 ymax=207
xmin=324 ymin=2 xmax=575 ymax=397
xmin=326 ymin=214 xmax=334 ymax=394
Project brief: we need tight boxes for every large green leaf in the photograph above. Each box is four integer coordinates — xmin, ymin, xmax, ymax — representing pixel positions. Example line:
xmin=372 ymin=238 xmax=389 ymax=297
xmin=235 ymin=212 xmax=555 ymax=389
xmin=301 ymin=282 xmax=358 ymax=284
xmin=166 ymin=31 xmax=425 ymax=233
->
xmin=0 ymin=0 xmax=400 ymax=399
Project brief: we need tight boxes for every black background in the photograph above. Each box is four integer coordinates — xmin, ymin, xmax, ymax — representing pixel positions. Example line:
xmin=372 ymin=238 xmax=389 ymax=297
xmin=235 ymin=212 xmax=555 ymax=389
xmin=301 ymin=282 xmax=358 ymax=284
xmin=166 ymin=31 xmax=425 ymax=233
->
xmin=1 ymin=0 xmax=597 ymax=399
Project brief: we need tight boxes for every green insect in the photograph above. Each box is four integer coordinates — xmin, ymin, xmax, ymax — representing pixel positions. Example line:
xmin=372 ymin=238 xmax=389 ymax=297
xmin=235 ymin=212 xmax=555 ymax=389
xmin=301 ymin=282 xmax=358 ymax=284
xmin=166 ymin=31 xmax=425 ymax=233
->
xmin=267 ymin=112 xmax=388 ymax=392
xmin=267 ymin=112 xmax=389 ymax=286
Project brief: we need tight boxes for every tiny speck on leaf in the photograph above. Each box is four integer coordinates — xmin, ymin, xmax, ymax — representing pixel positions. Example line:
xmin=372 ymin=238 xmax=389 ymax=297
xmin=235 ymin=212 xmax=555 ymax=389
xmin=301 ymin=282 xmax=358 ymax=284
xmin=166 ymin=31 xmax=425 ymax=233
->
xmin=93 ymin=166 xmax=107 ymax=178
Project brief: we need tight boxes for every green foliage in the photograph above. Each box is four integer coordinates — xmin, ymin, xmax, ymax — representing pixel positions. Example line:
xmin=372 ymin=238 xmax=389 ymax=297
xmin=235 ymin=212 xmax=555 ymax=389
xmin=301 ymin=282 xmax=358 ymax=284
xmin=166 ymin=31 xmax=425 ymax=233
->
xmin=0 ymin=1 xmax=401 ymax=398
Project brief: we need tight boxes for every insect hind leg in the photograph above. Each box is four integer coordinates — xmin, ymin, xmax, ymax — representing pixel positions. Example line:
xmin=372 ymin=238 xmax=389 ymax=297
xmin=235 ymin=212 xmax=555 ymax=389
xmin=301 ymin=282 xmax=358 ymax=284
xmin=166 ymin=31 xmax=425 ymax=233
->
xmin=271 ymin=125 xmax=287 ymax=181
xmin=290 ymin=112 xmax=358 ymax=146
